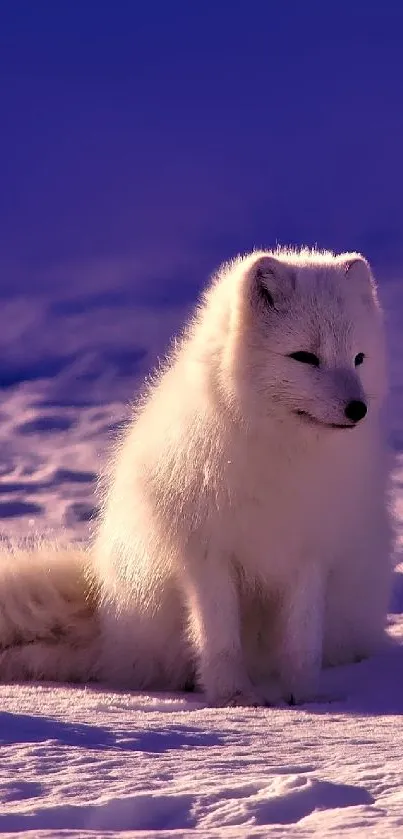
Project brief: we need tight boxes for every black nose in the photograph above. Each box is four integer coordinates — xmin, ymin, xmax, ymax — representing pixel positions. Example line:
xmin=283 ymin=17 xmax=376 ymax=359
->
xmin=344 ymin=400 xmax=367 ymax=423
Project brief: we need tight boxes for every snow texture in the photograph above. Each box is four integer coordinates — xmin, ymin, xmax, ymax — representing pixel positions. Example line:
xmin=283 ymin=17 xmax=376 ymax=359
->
xmin=0 ymin=267 xmax=403 ymax=837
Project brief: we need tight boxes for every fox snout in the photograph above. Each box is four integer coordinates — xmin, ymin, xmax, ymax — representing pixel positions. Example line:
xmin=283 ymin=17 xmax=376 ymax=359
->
xmin=329 ymin=369 xmax=368 ymax=423
xmin=298 ymin=370 xmax=370 ymax=430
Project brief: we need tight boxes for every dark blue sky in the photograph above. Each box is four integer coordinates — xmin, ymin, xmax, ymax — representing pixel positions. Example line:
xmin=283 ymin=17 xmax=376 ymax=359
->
xmin=1 ymin=1 xmax=403 ymax=295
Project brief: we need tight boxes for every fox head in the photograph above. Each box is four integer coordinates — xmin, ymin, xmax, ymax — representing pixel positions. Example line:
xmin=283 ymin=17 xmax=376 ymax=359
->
xmin=214 ymin=248 xmax=387 ymax=434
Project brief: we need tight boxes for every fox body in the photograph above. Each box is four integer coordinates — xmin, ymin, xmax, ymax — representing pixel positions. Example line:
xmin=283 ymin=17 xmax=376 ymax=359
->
xmin=0 ymin=249 xmax=393 ymax=706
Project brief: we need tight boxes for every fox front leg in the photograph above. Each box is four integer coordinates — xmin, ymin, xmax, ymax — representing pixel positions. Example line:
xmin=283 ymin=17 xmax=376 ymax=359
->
xmin=276 ymin=564 xmax=325 ymax=705
xmin=184 ymin=557 xmax=268 ymax=707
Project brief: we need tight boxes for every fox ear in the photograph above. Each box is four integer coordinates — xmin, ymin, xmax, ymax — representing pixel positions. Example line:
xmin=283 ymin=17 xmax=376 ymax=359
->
xmin=344 ymin=255 xmax=372 ymax=284
xmin=247 ymin=254 xmax=295 ymax=310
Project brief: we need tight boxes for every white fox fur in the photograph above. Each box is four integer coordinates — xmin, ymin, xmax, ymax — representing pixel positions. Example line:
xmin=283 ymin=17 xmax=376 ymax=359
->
xmin=0 ymin=543 xmax=99 ymax=682
xmin=0 ymin=248 xmax=393 ymax=706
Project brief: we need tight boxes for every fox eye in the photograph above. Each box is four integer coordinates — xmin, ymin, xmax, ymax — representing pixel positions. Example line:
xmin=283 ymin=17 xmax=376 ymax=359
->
xmin=288 ymin=351 xmax=320 ymax=367
xmin=354 ymin=352 xmax=365 ymax=367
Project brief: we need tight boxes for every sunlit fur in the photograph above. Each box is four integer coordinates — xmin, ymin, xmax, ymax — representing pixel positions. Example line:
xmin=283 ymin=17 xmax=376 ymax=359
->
xmin=94 ymin=248 xmax=393 ymax=705
xmin=0 ymin=542 xmax=99 ymax=682
xmin=0 ymin=249 xmax=394 ymax=705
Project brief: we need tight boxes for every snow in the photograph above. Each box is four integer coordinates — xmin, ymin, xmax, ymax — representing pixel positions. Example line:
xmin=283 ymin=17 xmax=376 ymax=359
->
xmin=0 ymin=641 xmax=403 ymax=837
xmin=0 ymin=267 xmax=403 ymax=837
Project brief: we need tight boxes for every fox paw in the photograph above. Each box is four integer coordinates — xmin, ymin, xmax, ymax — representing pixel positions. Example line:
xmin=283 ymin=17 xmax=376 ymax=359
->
xmin=227 ymin=689 xmax=269 ymax=708
xmin=209 ymin=686 xmax=275 ymax=708
xmin=280 ymin=679 xmax=319 ymax=706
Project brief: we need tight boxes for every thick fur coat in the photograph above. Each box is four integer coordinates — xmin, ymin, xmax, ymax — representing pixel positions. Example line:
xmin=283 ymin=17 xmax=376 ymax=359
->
xmin=0 ymin=249 xmax=393 ymax=706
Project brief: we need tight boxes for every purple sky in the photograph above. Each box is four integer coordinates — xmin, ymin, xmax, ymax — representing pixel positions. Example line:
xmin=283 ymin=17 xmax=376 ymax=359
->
xmin=1 ymin=2 xmax=403 ymax=297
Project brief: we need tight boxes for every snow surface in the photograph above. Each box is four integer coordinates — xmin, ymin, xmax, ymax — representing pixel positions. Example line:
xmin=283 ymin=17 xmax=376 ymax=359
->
xmin=0 ymin=266 xmax=403 ymax=837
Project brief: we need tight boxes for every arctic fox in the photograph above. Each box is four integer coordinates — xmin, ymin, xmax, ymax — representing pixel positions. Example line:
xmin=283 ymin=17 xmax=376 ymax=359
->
xmin=0 ymin=248 xmax=393 ymax=706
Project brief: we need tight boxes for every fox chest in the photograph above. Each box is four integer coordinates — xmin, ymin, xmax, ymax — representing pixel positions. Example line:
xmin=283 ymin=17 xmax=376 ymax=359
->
xmin=213 ymin=458 xmax=356 ymax=578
